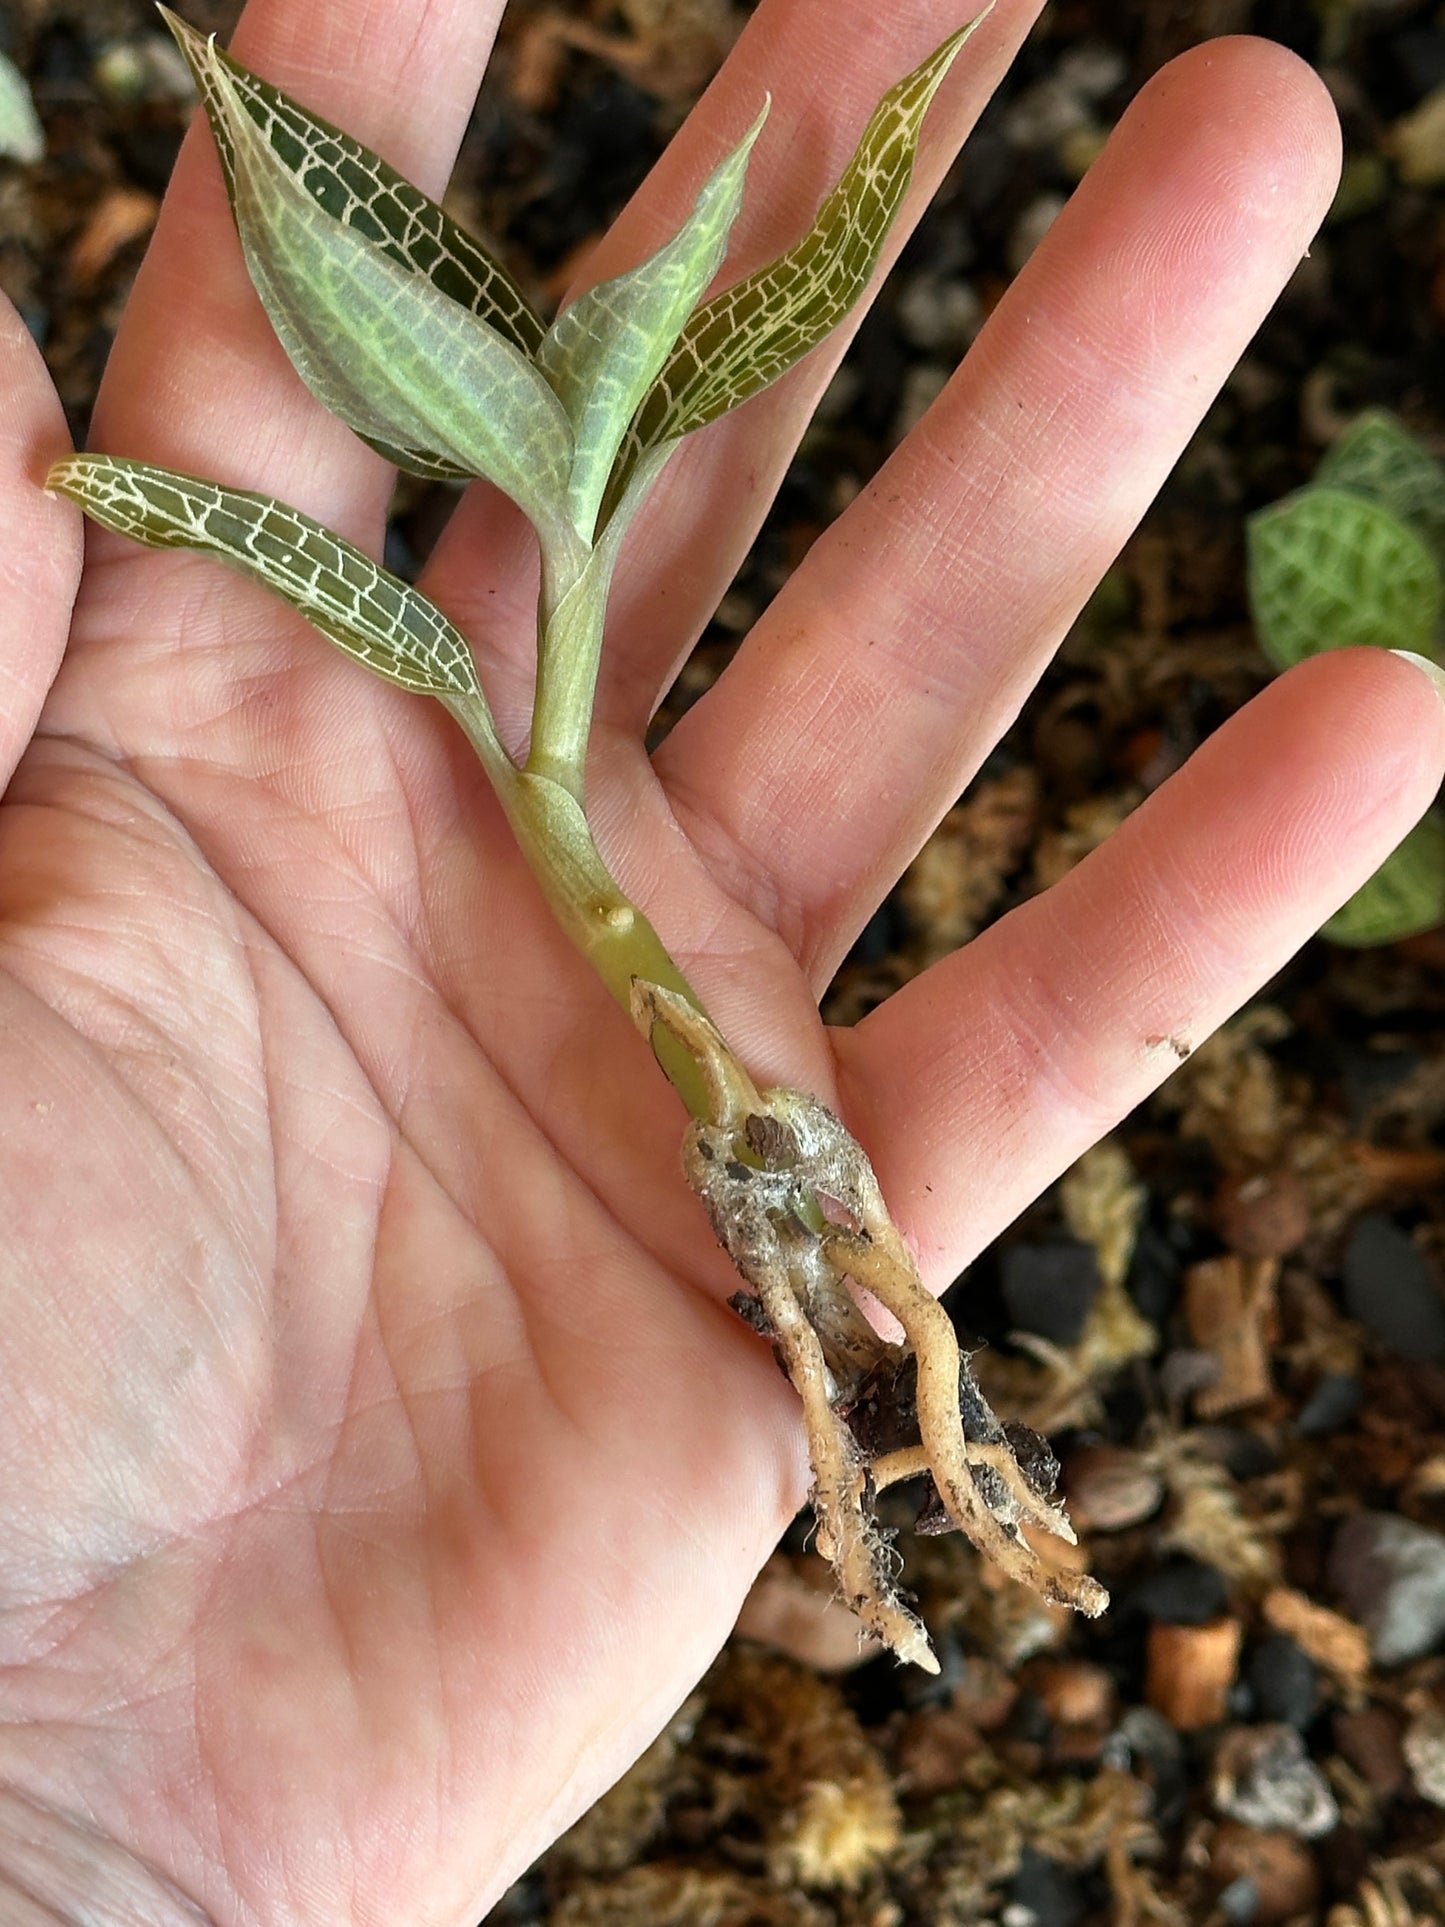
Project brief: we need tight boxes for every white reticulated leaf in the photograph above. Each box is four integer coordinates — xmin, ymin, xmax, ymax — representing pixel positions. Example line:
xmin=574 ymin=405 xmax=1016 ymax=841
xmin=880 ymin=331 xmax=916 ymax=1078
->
xmin=1315 ymin=409 xmax=1445 ymax=567
xmin=606 ymin=15 xmax=984 ymax=507
xmin=1322 ymin=809 xmax=1445 ymax=947
xmin=200 ymin=47 xmax=576 ymax=549
xmin=1247 ymin=485 xmax=1443 ymax=671
xmin=538 ymin=103 xmax=766 ymax=540
xmin=47 ymin=454 xmax=493 ymax=710
xmin=161 ymin=10 xmax=543 ymax=357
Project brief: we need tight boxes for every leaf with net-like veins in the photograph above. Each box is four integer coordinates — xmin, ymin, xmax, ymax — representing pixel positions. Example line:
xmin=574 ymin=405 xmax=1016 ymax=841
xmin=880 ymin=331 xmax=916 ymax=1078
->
xmin=47 ymin=455 xmax=508 ymax=771
xmin=196 ymin=48 xmax=579 ymax=559
xmin=538 ymin=104 xmax=765 ymax=541
xmin=604 ymin=15 xmax=984 ymax=509
xmin=1247 ymin=485 xmax=1443 ymax=671
xmin=1314 ymin=409 xmax=1445 ymax=567
xmin=162 ymin=7 xmax=542 ymax=489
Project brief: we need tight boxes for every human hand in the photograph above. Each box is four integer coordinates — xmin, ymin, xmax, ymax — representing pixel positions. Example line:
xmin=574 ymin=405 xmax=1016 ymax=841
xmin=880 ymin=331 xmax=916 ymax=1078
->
xmin=0 ymin=2 xmax=1440 ymax=1922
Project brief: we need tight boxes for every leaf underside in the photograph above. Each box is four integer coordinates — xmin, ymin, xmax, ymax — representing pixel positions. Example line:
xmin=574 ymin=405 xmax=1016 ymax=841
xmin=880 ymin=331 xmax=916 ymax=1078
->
xmin=202 ymin=50 xmax=577 ymax=543
xmin=162 ymin=5 xmax=544 ymax=481
xmin=48 ymin=453 xmax=484 ymax=701
xmin=606 ymin=14 xmax=984 ymax=509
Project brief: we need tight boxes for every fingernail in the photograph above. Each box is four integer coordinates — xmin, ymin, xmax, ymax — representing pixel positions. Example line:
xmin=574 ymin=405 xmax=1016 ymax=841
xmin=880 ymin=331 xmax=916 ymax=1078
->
xmin=1389 ymin=649 xmax=1445 ymax=705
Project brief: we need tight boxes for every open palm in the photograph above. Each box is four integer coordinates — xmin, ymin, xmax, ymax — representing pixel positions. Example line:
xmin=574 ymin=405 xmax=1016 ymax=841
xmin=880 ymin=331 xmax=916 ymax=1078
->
xmin=0 ymin=2 xmax=1439 ymax=1923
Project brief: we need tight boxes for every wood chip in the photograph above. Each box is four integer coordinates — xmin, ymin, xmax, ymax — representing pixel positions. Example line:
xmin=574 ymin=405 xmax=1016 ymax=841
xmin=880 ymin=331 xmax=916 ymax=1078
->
xmin=1262 ymin=1586 xmax=1371 ymax=1695
xmin=66 ymin=185 xmax=159 ymax=286
xmin=1146 ymin=1616 xmax=1243 ymax=1730
xmin=734 ymin=1554 xmax=880 ymax=1672
xmin=1184 ymin=1254 xmax=1278 ymax=1417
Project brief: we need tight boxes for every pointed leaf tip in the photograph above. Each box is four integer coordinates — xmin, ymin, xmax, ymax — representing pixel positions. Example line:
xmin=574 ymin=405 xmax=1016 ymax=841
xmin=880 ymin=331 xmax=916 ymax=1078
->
xmin=194 ymin=45 xmax=577 ymax=545
xmin=539 ymin=97 xmax=768 ymax=539
xmin=609 ymin=15 xmax=987 ymax=499
xmin=160 ymin=5 xmax=545 ymax=383
xmin=47 ymin=452 xmax=490 ymax=708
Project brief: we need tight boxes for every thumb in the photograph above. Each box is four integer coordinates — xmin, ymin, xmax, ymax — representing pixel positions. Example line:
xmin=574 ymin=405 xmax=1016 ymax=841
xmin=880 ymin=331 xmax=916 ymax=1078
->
xmin=0 ymin=295 xmax=81 ymax=788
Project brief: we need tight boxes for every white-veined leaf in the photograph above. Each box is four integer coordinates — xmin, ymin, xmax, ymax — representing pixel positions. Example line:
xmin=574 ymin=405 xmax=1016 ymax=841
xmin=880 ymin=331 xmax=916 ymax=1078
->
xmin=607 ymin=15 xmax=984 ymax=504
xmin=1247 ymin=485 xmax=1443 ymax=671
xmin=47 ymin=454 xmax=495 ymax=713
xmin=198 ymin=49 xmax=577 ymax=552
xmin=538 ymin=104 xmax=765 ymax=540
xmin=162 ymin=8 xmax=543 ymax=416
xmin=1315 ymin=409 xmax=1445 ymax=567
xmin=1322 ymin=809 xmax=1445 ymax=946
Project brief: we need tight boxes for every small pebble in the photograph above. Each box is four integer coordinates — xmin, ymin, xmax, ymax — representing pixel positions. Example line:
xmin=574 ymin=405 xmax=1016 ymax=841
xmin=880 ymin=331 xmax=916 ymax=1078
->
xmin=1209 ymin=1823 xmax=1319 ymax=1925
xmin=1000 ymin=1239 xmax=1100 ymax=1347
xmin=733 ymin=1555 xmax=879 ymax=1673
xmin=1215 ymin=1170 xmax=1310 ymax=1259
xmin=1339 ymin=1214 xmax=1445 ymax=1363
xmin=1333 ymin=1705 xmax=1407 ymax=1800
xmin=1002 ymin=76 xmax=1093 ymax=150
xmin=1402 ymin=1700 xmax=1445 ymax=1806
xmin=1130 ymin=1557 xmax=1230 ymax=1626
xmin=1004 ymin=1848 xmax=1085 ymax=1927
xmin=1246 ymin=1635 xmax=1318 ymax=1731
xmin=1294 ymin=1371 xmax=1362 ymax=1437
xmin=92 ymin=33 xmax=195 ymax=104
xmin=1063 ymin=1442 xmax=1163 ymax=1532
xmin=1158 ymin=1346 xmax=1222 ymax=1408
xmin=1126 ymin=1220 xmax=1183 ymax=1327
xmin=1056 ymin=42 xmax=1129 ymax=101
xmin=0 ymin=49 xmax=42 ymax=162
xmin=1115 ymin=1707 xmax=1189 ymax=1825
xmin=1212 ymin=1724 xmax=1339 ymax=1839
xmin=1019 ymin=1658 xmax=1116 ymax=1729
xmin=1328 ymin=1512 xmax=1445 ymax=1665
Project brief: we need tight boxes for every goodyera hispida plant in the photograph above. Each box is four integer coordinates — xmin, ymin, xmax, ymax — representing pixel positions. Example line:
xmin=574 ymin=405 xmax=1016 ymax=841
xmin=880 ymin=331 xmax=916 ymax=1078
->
xmin=49 ymin=5 xmax=1108 ymax=1670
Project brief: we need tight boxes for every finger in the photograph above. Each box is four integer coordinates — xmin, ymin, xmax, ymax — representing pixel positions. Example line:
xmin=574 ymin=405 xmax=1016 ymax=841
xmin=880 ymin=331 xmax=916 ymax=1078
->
xmin=0 ymin=299 xmax=82 ymax=786
xmin=833 ymin=649 xmax=1445 ymax=1287
xmin=418 ymin=0 xmax=1043 ymax=735
xmin=89 ymin=0 xmax=508 ymax=547
xmin=656 ymin=36 xmax=1343 ymax=985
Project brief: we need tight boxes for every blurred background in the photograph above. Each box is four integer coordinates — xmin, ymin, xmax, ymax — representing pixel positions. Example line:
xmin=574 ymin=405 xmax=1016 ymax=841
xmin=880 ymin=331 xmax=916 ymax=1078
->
xmin=1 ymin=3 xmax=1443 ymax=1922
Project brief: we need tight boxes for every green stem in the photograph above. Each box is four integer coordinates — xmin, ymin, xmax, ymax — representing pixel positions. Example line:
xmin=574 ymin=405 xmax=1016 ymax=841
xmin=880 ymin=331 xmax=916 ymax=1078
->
xmin=446 ymin=693 xmax=715 ymax=1120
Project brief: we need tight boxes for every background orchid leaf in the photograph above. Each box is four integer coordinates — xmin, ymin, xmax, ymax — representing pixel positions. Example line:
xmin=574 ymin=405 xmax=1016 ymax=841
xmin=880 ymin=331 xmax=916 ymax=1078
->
xmin=538 ymin=104 xmax=765 ymax=540
xmin=605 ymin=15 xmax=983 ymax=507
xmin=161 ymin=7 xmax=543 ymax=372
xmin=1321 ymin=809 xmax=1445 ymax=946
xmin=48 ymin=454 xmax=494 ymax=711
xmin=200 ymin=51 xmax=578 ymax=553
xmin=1247 ymin=485 xmax=1442 ymax=671
xmin=1314 ymin=409 xmax=1445 ymax=564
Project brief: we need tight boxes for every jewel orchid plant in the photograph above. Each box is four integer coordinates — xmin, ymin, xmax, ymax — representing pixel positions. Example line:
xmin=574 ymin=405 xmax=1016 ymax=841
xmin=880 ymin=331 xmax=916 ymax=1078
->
xmin=48 ymin=4 xmax=1107 ymax=1670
